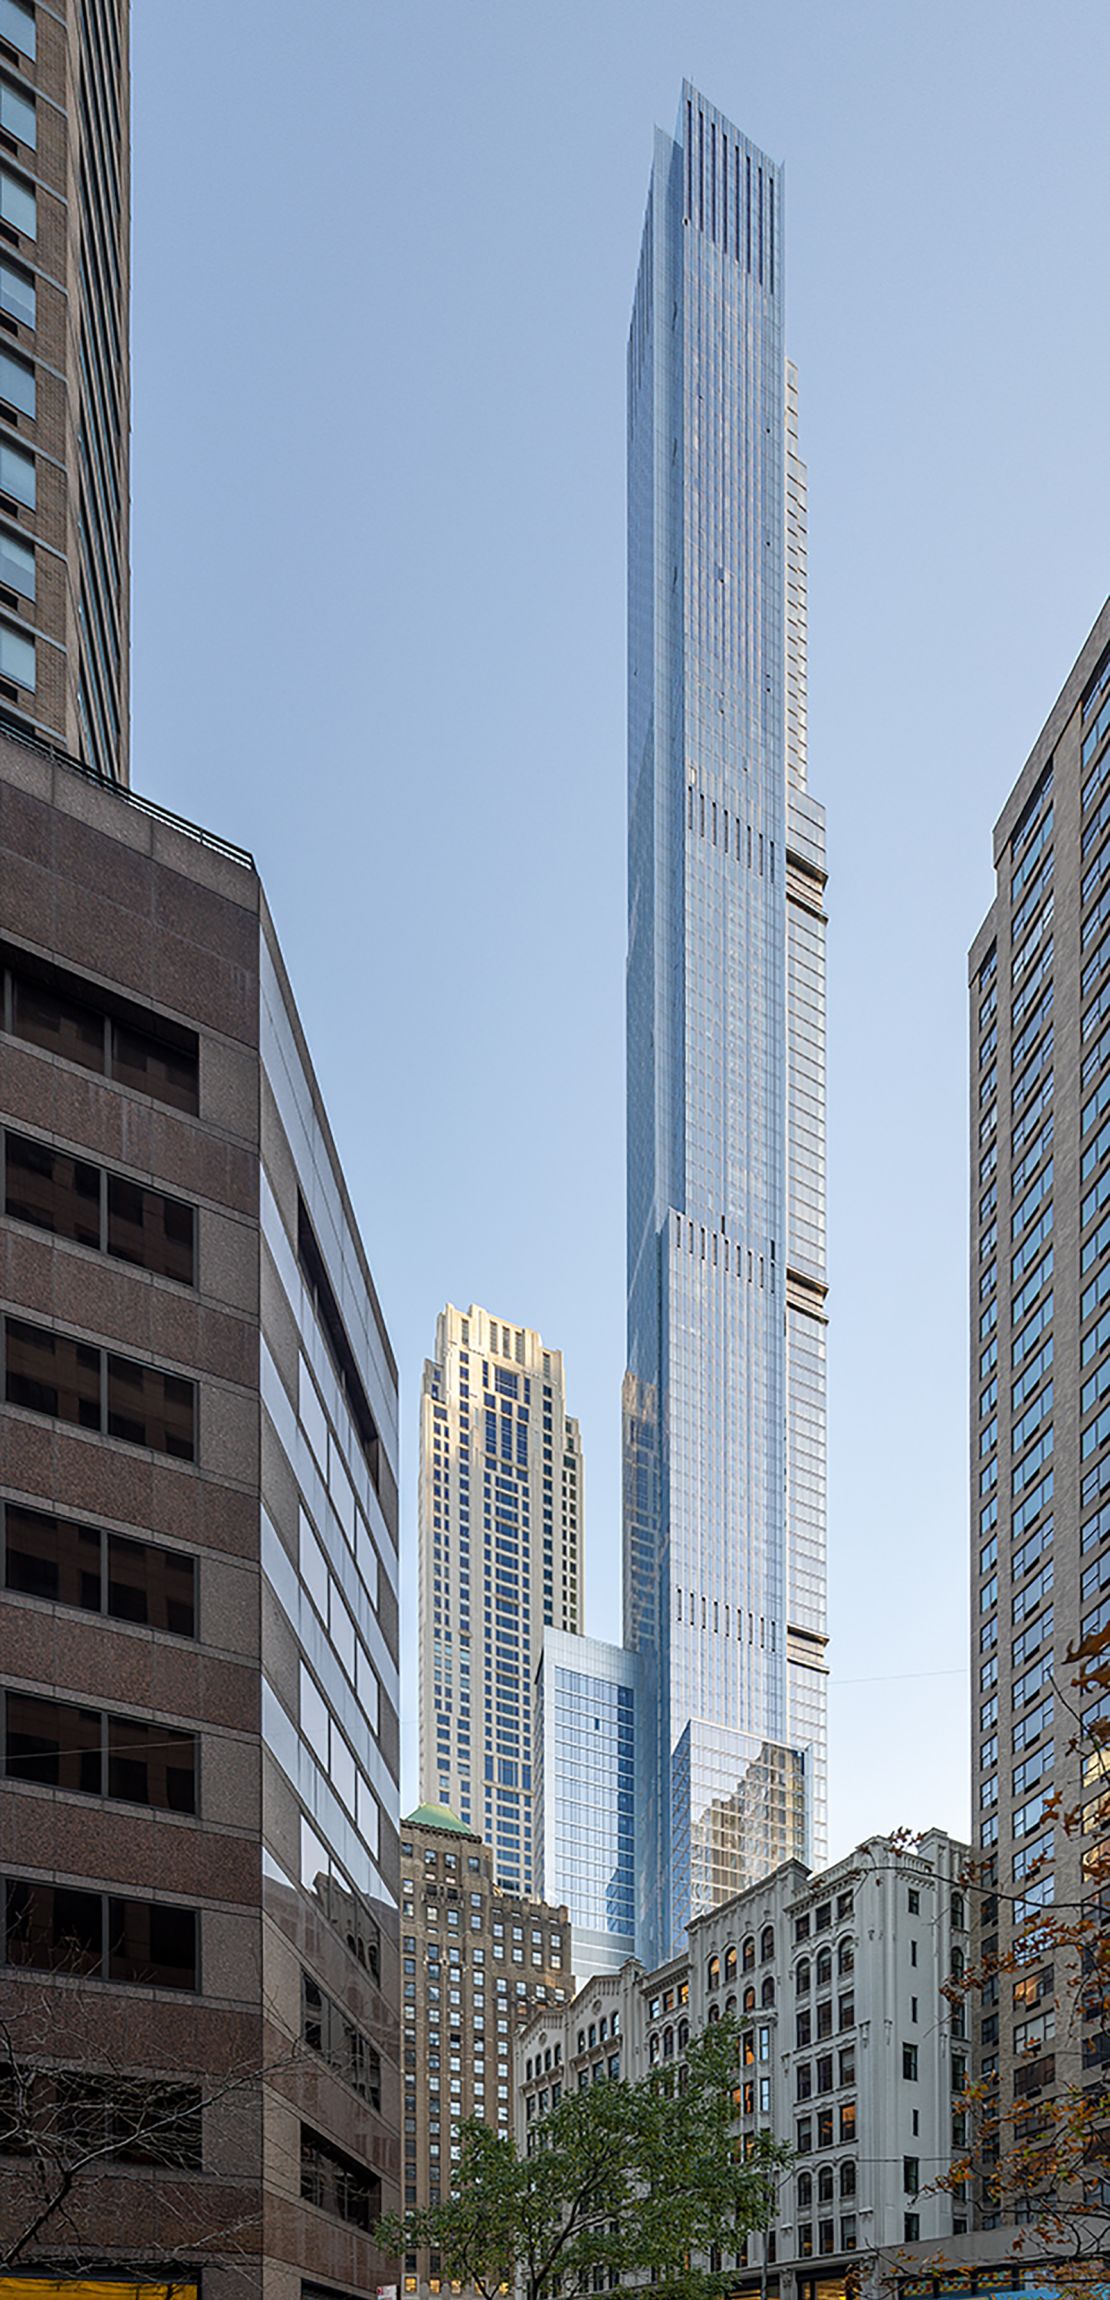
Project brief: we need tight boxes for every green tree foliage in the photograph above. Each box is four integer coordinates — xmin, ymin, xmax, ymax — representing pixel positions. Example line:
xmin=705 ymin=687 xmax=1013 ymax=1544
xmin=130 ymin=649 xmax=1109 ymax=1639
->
xmin=378 ymin=2017 xmax=785 ymax=2300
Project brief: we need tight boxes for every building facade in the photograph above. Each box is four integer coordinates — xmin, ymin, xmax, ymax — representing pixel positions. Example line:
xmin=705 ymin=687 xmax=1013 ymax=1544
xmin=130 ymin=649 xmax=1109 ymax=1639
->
xmin=624 ymin=83 xmax=828 ymax=1963
xmin=533 ymin=1629 xmax=643 ymax=1979
xmin=400 ymin=1803 xmax=571 ymax=2300
xmin=418 ymin=1303 xmax=583 ymax=1894
xmin=0 ymin=732 xmax=401 ymax=2299
xmin=0 ymin=0 xmax=130 ymax=784
xmin=969 ymin=598 xmax=1110 ymax=2222
xmin=517 ymin=1832 xmax=970 ymax=2300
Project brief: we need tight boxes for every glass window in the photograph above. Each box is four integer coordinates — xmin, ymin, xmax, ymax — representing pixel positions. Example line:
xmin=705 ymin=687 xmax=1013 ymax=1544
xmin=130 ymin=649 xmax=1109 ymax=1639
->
xmin=0 ymin=519 xmax=32 ymax=595
xmin=0 ymin=165 xmax=34 ymax=236
xmin=0 ymin=615 xmax=33 ymax=687
xmin=6 ymin=1317 xmax=100 ymax=1427
xmin=0 ymin=252 xmax=31 ymax=326
xmin=106 ymin=1353 xmax=195 ymax=1458
xmin=0 ymin=341 xmax=32 ymax=413
xmin=5 ymin=1131 xmax=100 ymax=1245
xmin=0 ymin=74 xmax=34 ymax=147
xmin=0 ymin=431 xmax=32 ymax=504
xmin=0 ymin=2 xmax=35 ymax=61
xmin=106 ymin=1173 xmax=196 ymax=1284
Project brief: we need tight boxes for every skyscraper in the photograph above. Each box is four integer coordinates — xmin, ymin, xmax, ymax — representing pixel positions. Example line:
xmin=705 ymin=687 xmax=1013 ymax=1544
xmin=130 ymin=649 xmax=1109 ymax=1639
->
xmin=534 ymin=1630 xmax=643 ymax=1980
xmin=969 ymin=599 xmax=1110 ymax=2223
xmin=0 ymin=0 xmax=130 ymax=784
xmin=624 ymin=86 xmax=828 ymax=1961
xmin=419 ymin=1303 xmax=583 ymax=1894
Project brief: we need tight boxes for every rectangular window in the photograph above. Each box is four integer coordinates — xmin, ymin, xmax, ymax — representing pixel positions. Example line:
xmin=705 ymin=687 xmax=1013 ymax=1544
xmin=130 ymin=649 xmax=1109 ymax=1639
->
xmin=0 ymin=164 xmax=34 ymax=236
xmin=0 ymin=251 xmax=31 ymax=328
xmin=0 ymin=431 xmax=32 ymax=505
xmin=0 ymin=341 xmax=31 ymax=414
xmin=2 ymin=948 xmax=199 ymax=1112
xmin=5 ymin=1318 xmax=196 ymax=1460
xmin=0 ymin=74 xmax=32 ymax=147
xmin=0 ymin=520 xmax=32 ymax=596
xmin=302 ymin=1970 xmax=382 ymax=2107
xmin=902 ymin=2044 xmax=918 ymax=2080
xmin=300 ymin=2123 xmax=381 ymax=2230
xmin=0 ymin=1 xmax=34 ymax=59
xmin=0 ymin=1506 xmax=196 ymax=1639
xmin=4 ymin=1690 xmax=196 ymax=1813
xmin=4 ymin=1877 xmax=197 ymax=1989
xmin=0 ymin=616 xmax=32 ymax=687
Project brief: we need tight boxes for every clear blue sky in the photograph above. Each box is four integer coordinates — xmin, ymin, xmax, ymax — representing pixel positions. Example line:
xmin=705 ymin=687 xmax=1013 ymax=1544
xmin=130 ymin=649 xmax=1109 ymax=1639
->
xmin=132 ymin=0 xmax=1110 ymax=1861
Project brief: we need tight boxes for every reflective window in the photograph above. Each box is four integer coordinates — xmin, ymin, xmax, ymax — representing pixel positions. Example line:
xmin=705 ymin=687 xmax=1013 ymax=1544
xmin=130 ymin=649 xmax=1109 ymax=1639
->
xmin=0 ymin=165 xmax=34 ymax=237
xmin=0 ymin=253 xmax=31 ymax=327
xmin=0 ymin=341 xmax=31 ymax=414
xmin=0 ymin=521 xmax=32 ymax=596
xmin=0 ymin=616 xmax=32 ymax=687
xmin=0 ymin=1 xmax=34 ymax=60
xmin=0 ymin=74 xmax=33 ymax=147
xmin=0 ymin=432 xmax=32 ymax=504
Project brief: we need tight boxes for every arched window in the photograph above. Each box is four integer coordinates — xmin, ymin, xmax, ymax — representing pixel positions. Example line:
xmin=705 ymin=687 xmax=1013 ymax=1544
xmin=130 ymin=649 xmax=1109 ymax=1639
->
xmin=662 ymin=2027 xmax=674 ymax=2060
xmin=795 ymin=1958 xmax=811 ymax=1995
xmin=816 ymin=1947 xmax=832 ymax=1989
xmin=707 ymin=2001 xmax=720 ymax=2024
xmin=797 ymin=2172 xmax=812 ymax=2209
xmin=724 ymin=1944 xmax=738 ymax=1982
xmin=761 ymin=1975 xmax=775 ymax=2007
xmin=742 ymin=1936 xmax=756 ymax=1972
xmin=678 ymin=2018 xmax=689 ymax=2051
xmin=725 ymin=1994 xmax=737 ymax=2016
xmin=838 ymin=1938 xmax=854 ymax=1977
xmin=840 ymin=2160 xmax=857 ymax=2200
xmin=707 ymin=1954 xmax=720 ymax=1992
xmin=760 ymin=1925 xmax=775 ymax=1963
xmin=743 ymin=1985 xmax=756 ymax=2013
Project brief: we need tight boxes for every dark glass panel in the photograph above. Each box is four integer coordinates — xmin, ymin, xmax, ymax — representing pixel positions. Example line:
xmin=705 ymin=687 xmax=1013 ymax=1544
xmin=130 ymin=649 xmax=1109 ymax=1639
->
xmin=5 ymin=1878 xmax=102 ymax=1974
xmin=107 ymin=1173 xmax=195 ymax=1284
xmin=106 ymin=1896 xmax=197 ymax=1990
xmin=6 ymin=1318 xmax=101 ymax=1426
xmin=111 ymin=1020 xmax=198 ymax=1115
xmin=3 ymin=1504 xmax=101 ymax=1609
xmin=107 ymin=1714 xmax=195 ymax=1814
xmin=10 ymin=972 xmax=105 ymax=1072
xmin=5 ymin=1690 xmax=102 ymax=1792
xmin=107 ymin=1532 xmax=195 ymax=1636
xmin=4 ymin=1132 xmax=101 ymax=1245
xmin=106 ymin=1355 xmax=195 ymax=1459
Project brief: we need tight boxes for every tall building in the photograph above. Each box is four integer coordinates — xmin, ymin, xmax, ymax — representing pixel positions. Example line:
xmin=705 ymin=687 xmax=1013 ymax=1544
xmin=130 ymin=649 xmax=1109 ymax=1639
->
xmin=399 ymin=1803 xmax=571 ymax=2300
xmin=533 ymin=1629 xmax=643 ymax=1980
xmin=969 ymin=599 xmax=1110 ymax=2223
xmin=624 ymin=85 xmax=828 ymax=1960
xmin=0 ymin=733 xmax=401 ymax=2298
xmin=0 ymin=0 xmax=130 ymax=784
xmin=517 ymin=1830 xmax=971 ymax=2289
xmin=418 ymin=1303 xmax=583 ymax=1894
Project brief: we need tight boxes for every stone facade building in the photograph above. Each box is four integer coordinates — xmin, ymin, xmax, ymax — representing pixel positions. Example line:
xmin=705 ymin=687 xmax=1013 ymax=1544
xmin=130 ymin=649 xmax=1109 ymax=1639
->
xmin=0 ymin=730 xmax=401 ymax=2300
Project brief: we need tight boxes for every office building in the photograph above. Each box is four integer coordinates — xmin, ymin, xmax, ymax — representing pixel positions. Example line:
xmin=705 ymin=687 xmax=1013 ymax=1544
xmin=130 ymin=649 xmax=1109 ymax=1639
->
xmin=517 ymin=1831 xmax=971 ymax=2295
xmin=533 ymin=1630 xmax=643 ymax=1979
xmin=400 ymin=1803 xmax=571 ymax=2300
xmin=0 ymin=0 xmax=130 ymax=783
xmin=418 ymin=1303 xmax=582 ymax=1894
xmin=624 ymin=85 xmax=828 ymax=1960
xmin=969 ymin=599 xmax=1110 ymax=2222
xmin=0 ymin=732 xmax=400 ymax=2300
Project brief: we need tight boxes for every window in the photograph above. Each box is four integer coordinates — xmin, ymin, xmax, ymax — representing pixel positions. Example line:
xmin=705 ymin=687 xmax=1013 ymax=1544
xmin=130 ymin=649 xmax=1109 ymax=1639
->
xmin=840 ymin=2159 xmax=857 ymax=2198
xmin=4 ymin=1133 xmax=197 ymax=1283
xmin=0 ymin=520 xmax=32 ymax=596
xmin=902 ymin=2043 xmax=919 ymax=2080
xmin=5 ymin=1319 xmax=196 ymax=1459
xmin=0 ymin=74 xmax=33 ymax=147
xmin=0 ymin=341 xmax=31 ymax=414
xmin=0 ymin=164 xmax=33 ymax=236
xmin=300 ymin=2124 xmax=380 ymax=2230
xmin=839 ymin=2101 xmax=856 ymax=2142
xmin=0 ymin=616 xmax=31 ymax=687
xmin=302 ymin=1971 xmax=381 ymax=2107
xmin=5 ymin=1690 xmax=196 ymax=1813
xmin=0 ymin=2 xmax=34 ymax=61
xmin=2 ymin=1504 xmax=196 ymax=1633
xmin=3 ymin=950 xmax=200 ymax=1112
xmin=4 ymin=1877 xmax=198 ymax=1988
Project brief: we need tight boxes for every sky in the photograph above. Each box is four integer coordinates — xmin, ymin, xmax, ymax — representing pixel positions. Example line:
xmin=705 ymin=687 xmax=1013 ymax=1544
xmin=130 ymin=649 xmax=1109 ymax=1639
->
xmin=131 ymin=0 xmax=1110 ymax=1863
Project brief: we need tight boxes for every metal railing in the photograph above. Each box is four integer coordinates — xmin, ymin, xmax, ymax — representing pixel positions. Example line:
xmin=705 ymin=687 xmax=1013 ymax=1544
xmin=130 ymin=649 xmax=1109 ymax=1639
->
xmin=0 ymin=712 xmax=256 ymax=871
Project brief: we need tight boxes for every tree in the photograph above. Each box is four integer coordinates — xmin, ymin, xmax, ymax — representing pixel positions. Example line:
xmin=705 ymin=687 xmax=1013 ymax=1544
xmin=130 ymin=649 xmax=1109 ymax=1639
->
xmin=378 ymin=2016 xmax=786 ymax=2300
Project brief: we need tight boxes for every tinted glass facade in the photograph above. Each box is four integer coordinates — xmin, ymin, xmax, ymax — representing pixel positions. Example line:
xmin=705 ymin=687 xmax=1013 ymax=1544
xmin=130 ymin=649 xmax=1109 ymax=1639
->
xmin=534 ymin=1631 xmax=642 ymax=1979
xmin=624 ymin=86 xmax=828 ymax=1961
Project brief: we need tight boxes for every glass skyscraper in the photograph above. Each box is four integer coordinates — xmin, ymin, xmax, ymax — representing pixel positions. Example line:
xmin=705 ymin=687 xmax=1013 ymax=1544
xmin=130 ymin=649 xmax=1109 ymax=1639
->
xmin=624 ymin=86 xmax=828 ymax=1962
xmin=534 ymin=1630 xmax=643 ymax=1980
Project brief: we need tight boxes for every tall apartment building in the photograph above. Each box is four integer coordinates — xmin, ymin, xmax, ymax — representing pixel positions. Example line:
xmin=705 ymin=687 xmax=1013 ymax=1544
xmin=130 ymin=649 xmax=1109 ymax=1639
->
xmin=517 ymin=1832 xmax=970 ymax=2297
xmin=0 ymin=734 xmax=401 ymax=2299
xmin=969 ymin=599 xmax=1110 ymax=2222
xmin=418 ymin=1303 xmax=582 ymax=1894
xmin=533 ymin=1629 xmax=643 ymax=1980
xmin=624 ymin=84 xmax=828 ymax=1961
xmin=400 ymin=1803 xmax=571 ymax=2300
xmin=0 ymin=0 xmax=129 ymax=784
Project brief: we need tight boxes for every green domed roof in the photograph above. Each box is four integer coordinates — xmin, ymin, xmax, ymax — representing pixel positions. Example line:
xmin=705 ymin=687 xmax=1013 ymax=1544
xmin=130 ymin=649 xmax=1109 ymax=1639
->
xmin=404 ymin=1802 xmax=472 ymax=1835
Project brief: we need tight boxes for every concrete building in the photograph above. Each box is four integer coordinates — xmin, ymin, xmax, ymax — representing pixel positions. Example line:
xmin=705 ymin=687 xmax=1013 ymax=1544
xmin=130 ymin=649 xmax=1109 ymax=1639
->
xmin=969 ymin=598 xmax=1110 ymax=2223
xmin=533 ymin=1629 xmax=643 ymax=1980
xmin=399 ymin=1803 xmax=571 ymax=2300
xmin=0 ymin=0 xmax=130 ymax=784
xmin=418 ymin=1303 xmax=582 ymax=1893
xmin=517 ymin=1832 xmax=970 ymax=2300
xmin=624 ymin=84 xmax=828 ymax=1964
xmin=0 ymin=732 xmax=401 ymax=2299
